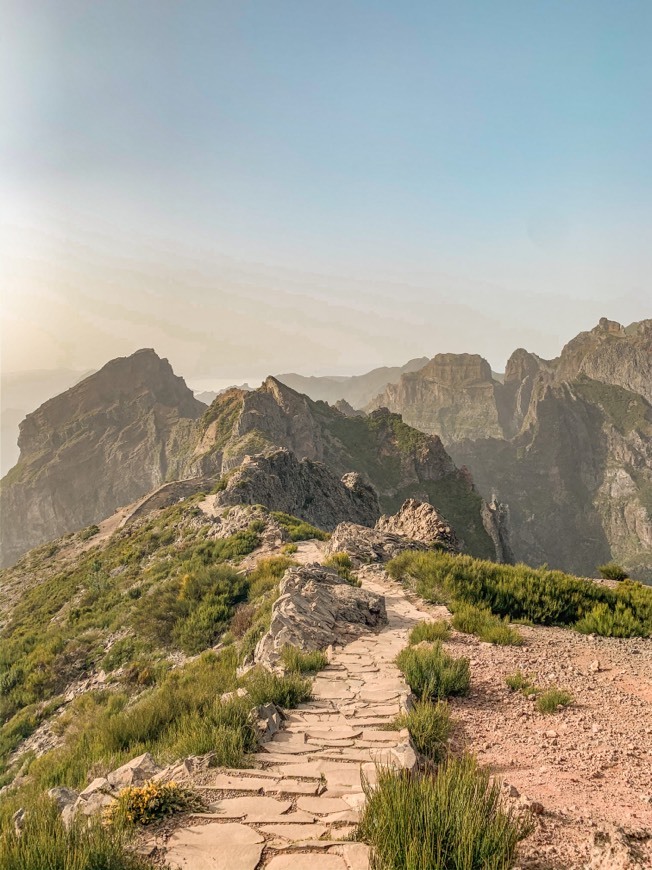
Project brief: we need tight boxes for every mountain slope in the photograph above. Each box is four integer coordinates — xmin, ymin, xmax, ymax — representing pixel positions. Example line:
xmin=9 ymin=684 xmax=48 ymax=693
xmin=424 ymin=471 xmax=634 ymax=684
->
xmin=1 ymin=365 xmax=496 ymax=567
xmin=191 ymin=377 xmax=496 ymax=559
xmin=369 ymin=319 xmax=652 ymax=579
xmin=0 ymin=350 xmax=206 ymax=567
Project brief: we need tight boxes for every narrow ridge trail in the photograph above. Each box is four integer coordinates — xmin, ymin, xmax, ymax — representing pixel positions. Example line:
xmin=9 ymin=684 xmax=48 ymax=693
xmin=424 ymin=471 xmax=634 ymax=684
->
xmin=162 ymin=566 xmax=427 ymax=870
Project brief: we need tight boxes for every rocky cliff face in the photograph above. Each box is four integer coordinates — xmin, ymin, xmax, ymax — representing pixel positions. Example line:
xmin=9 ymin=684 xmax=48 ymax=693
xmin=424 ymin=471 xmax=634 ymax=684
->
xmin=0 ymin=350 xmax=205 ymax=567
xmin=277 ymin=357 xmax=429 ymax=409
xmin=194 ymin=377 xmax=496 ymax=559
xmin=371 ymin=353 xmax=505 ymax=443
xmin=214 ymin=448 xmax=381 ymax=530
xmin=370 ymin=320 xmax=652 ymax=579
xmin=1 ymin=363 xmax=496 ymax=566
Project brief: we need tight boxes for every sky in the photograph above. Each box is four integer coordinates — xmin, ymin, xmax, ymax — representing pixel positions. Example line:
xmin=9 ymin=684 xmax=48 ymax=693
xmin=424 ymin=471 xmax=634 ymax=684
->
xmin=1 ymin=0 xmax=650 ymax=385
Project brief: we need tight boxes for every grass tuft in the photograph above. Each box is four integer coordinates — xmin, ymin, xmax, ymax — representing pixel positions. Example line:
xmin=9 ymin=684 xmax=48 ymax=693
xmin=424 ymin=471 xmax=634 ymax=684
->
xmin=280 ymin=645 xmax=328 ymax=674
xmin=535 ymin=688 xmax=573 ymax=714
xmin=357 ymin=755 xmax=532 ymax=870
xmin=396 ymin=642 xmax=470 ymax=701
xmin=0 ymin=796 xmax=154 ymax=870
xmin=451 ymin=602 xmax=523 ymax=646
xmin=408 ymin=620 xmax=451 ymax=644
xmin=393 ymin=701 xmax=451 ymax=762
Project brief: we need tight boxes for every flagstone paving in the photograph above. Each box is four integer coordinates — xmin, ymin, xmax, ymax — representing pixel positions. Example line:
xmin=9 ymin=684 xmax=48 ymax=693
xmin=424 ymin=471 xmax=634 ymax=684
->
xmin=164 ymin=566 xmax=430 ymax=869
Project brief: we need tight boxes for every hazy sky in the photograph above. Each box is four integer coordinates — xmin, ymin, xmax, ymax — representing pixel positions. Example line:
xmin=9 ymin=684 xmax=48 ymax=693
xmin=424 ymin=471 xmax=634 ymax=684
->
xmin=1 ymin=0 xmax=650 ymax=384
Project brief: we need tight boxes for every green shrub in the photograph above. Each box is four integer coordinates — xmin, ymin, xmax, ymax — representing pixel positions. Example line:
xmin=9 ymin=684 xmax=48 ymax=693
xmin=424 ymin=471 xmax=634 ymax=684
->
xmin=78 ymin=524 xmax=100 ymax=541
xmin=240 ymin=666 xmax=312 ymax=708
xmin=393 ymin=701 xmax=451 ymax=762
xmin=111 ymin=781 xmax=204 ymax=826
xmin=357 ymin=755 xmax=532 ymax=870
xmin=408 ymin=620 xmax=451 ymax=644
xmin=536 ymin=688 xmax=573 ymax=714
xmin=270 ymin=512 xmax=329 ymax=542
xmin=451 ymin=602 xmax=523 ymax=646
xmin=324 ymin=551 xmax=358 ymax=584
xmin=387 ymin=551 xmax=652 ymax=638
xmin=396 ymin=643 xmax=470 ymax=701
xmin=505 ymin=671 xmax=536 ymax=695
xmin=574 ymin=601 xmax=647 ymax=637
xmin=282 ymin=543 xmax=299 ymax=554
xmin=280 ymin=645 xmax=328 ymax=674
xmin=0 ymin=796 xmax=154 ymax=870
xmin=598 ymin=562 xmax=629 ymax=581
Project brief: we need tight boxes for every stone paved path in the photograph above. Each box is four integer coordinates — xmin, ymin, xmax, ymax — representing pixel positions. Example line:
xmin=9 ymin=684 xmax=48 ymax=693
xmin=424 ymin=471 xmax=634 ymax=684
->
xmin=165 ymin=566 xmax=429 ymax=870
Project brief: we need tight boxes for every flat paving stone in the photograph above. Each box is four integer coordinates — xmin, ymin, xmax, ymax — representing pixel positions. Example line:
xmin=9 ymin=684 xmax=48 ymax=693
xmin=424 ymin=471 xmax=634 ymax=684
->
xmin=259 ymin=822 xmax=328 ymax=841
xmin=202 ymin=775 xmax=270 ymax=792
xmin=166 ymin=822 xmax=263 ymax=870
xmin=297 ymin=795 xmax=351 ymax=814
xmin=266 ymin=853 xmax=348 ymax=867
xmin=210 ymin=796 xmax=292 ymax=820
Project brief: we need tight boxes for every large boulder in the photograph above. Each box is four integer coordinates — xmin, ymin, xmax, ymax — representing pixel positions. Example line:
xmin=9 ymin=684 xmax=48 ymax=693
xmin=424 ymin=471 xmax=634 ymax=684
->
xmin=254 ymin=564 xmax=386 ymax=667
xmin=376 ymin=498 xmax=460 ymax=552
xmin=324 ymin=522 xmax=427 ymax=566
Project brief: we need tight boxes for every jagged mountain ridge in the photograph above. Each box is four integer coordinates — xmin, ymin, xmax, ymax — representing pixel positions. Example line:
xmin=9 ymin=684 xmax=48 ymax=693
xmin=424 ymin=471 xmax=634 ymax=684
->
xmin=276 ymin=357 xmax=429 ymax=409
xmin=1 ymin=356 xmax=495 ymax=566
xmin=368 ymin=318 xmax=652 ymax=579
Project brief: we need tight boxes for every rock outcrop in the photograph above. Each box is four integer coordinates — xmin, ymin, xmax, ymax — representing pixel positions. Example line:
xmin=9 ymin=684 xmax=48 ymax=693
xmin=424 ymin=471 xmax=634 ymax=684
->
xmin=214 ymin=449 xmax=381 ymax=531
xmin=254 ymin=564 xmax=387 ymax=667
xmin=324 ymin=522 xmax=428 ymax=566
xmin=376 ymin=498 xmax=460 ymax=552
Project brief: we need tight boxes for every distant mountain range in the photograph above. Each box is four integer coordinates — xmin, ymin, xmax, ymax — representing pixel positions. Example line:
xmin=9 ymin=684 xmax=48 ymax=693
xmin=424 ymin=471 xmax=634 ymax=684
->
xmin=1 ymin=317 xmax=650 ymax=580
xmin=276 ymin=359 xmax=429 ymax=408
xmin=0 ymin=353 xmax=495 ymax=567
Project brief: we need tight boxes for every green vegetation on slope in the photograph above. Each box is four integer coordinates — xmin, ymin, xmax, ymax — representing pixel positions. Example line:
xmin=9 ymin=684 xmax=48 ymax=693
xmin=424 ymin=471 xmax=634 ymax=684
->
xmin=388 ymin=551 xmax=652 ymax=637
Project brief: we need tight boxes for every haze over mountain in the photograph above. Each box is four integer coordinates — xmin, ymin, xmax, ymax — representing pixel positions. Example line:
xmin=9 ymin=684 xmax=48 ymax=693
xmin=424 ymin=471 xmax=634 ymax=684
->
xmin=368 ymin=318 xmax=652 ymax=579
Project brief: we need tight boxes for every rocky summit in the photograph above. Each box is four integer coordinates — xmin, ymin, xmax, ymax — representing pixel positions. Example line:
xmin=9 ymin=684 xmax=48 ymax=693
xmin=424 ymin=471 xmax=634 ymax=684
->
xmin=0 ymin=349 xmax=205 ymax=568
xmin=368 ymin=319 xmax=652 ymax=580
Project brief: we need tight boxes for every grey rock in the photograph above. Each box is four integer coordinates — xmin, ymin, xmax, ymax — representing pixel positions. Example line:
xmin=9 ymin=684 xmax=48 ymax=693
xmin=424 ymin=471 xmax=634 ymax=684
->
xmin=376 ymin=498 xmax=460 ymax=552
xmin=48 ymin=786 xmax=79 ymax=812
xmin=324 ymin=522 xmax=427 ymax=566
xmin=215 ymin=449 xmax=380 ymax=532
xmin=254 ymin=564 xmax=387 ymax=667
xmin=107 ymin=752 xmax=160 ymax=789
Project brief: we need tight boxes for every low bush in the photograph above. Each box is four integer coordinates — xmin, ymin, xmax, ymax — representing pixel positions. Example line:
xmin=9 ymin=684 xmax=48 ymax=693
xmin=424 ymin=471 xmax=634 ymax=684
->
xmin=78 ymin=524 xmax=100 ymax=541
xmin=393 ymin=701 xmax=451 ymax=762
xmin=598 ymin=562 xmax=629 ymax=581
xmin=387 ymin=551 xmax=652 ymax=638
xmin=280 ymin=645 xmax=328 ymax=674
xmin=396 ymin=643 xmax=470 ymax=701
xmin=536 ymin=688 xmax=573 ymax=714
xmin=111 ymin=781 xmax=204 ymax=826
xmin=408 ymin=620 xmax=450 ymax=644
xmin=271 ymin=512 xmax=329 ymax=542
xmin=241 ymin=667 xmax=312 ymax=708
xmin=324 ymin=552 xmax=358 ymax=584
xmin=0 ymin=796 xmax=154 ymax=870
xmin=574 ymin=602 xmax=646 ymax=637
xmin=357 ymin=755 xmax=532 ymax=870
xmin=505 ymin=671 xmax=536 ymax=695
xmin=451 ymin=602 xmax=523 ymax=646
